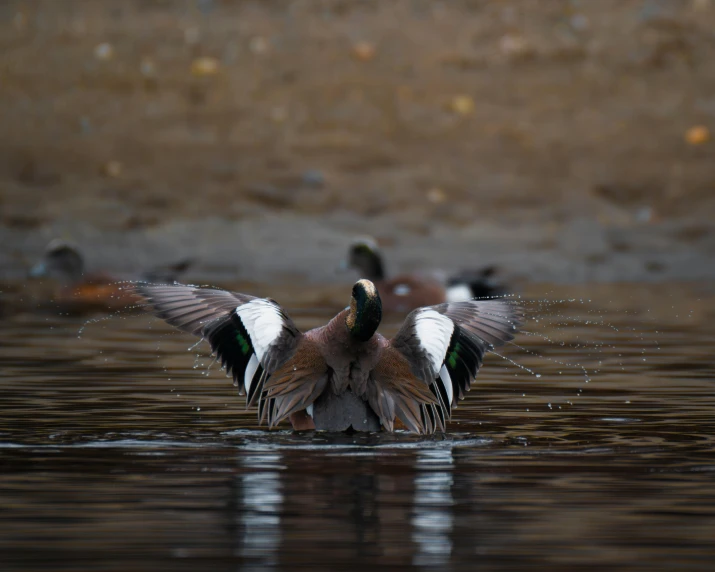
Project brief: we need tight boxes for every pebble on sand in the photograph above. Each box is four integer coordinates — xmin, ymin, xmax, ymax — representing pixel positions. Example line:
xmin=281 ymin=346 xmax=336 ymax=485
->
xmin=94 ymin=43 xmax=114 ymax=61
xmin=302 ymin=170 xmax=325 ymax=188
xmin=102 ymin=161 xmax=123 ymax=178
xmin=249 ymin=36 xmax=269 ymax=55
xmin=449 ymin=95 xmax=475 ymax=115
xmin=352 ymin=41 xmax=376 ymax=62
xmin=685 ymin=125 xmax=709 ymax=145
xmin=191 ymin=57 xmax=219 ymax=77
xmin=140 ymin=58 xmax=156 ymax=78
xmin=499 ymin=33 xmax=531 ymax=59
xmin=427 ymin=188 xmax=446 ymax=204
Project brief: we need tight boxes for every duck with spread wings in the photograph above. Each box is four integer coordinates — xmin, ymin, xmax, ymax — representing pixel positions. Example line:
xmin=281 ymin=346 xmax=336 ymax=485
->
xmin=132 ymin=279 xmax=522 ymax=434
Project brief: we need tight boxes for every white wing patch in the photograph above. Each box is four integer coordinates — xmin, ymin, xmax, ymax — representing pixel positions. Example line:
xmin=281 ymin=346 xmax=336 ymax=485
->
xmin=244 ymin=354 xmax=260 ymax=394
xmin=413 ymin=309 xmax=454 ymax=374
xmin=445 ymin=284 xmax=472 ymax=303
xmin=439 ymin=365 xmax=454 ymax=406
xmin=236 ymin=300 xmax=285 ymax=361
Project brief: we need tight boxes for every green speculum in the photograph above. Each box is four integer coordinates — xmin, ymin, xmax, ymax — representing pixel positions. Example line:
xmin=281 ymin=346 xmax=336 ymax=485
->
xmin=447 ymin=344 xmax=460 ymax=369
xmin=236 ymin=332 xmax=251 ymax=355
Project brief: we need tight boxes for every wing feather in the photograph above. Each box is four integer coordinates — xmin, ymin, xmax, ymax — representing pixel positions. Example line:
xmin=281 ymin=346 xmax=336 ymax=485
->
xmin=132 ymin=282 xmax=309 ymax=426
xmin=385 ymin=299 xmax=522 ymax=431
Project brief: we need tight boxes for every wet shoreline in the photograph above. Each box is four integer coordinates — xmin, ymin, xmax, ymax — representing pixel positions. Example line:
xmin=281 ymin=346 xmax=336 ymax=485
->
xmin=4 ymin=211 xmax=715 ymax=286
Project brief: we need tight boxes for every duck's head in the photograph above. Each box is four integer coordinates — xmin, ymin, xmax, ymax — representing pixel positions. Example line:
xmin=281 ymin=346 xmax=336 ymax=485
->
xmin=347 ymin=237 xmax=385 ymax=281
xmin=346 ymin=279 xmax=382 ymax=342
xmin=29 ymin=239 xmax=84 ymax=283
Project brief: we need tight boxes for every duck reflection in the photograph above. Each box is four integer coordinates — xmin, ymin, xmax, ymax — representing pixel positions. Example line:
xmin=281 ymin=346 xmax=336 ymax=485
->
xmin=229 ymin=445 xmax=456 ymax=569
xmin=234 ymin=452 xmax=284 ymax=568
xmin=277 ymin=452 xmax=385 ymax=566
xmin=412 ymin=448 xmax=455 ymax=566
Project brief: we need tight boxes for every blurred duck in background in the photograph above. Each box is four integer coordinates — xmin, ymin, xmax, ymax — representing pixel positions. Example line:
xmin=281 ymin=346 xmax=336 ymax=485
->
xmin=345 ymin=237 xmax=506 ymax=313
xmin=445 ymin=266 xmax=505 ymax=300
xmin=29 ymin=239 xmax=193 ymax=313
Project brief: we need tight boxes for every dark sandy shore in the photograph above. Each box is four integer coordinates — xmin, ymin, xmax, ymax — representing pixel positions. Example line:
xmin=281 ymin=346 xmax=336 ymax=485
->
xmin=2 ymin=0 xmax=714 ymax=285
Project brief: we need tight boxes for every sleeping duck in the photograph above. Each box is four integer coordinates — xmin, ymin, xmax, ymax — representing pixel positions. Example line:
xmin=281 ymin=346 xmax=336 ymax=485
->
xmin=133 ymin=279 xmax=522 ymax=434
xmin=345 ymin=237 xmax=506 ymax=313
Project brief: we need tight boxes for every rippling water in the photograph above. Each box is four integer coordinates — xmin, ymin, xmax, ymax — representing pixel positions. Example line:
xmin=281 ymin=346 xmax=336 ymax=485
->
xmin=1 ymin=282 xmax=714 ymax=571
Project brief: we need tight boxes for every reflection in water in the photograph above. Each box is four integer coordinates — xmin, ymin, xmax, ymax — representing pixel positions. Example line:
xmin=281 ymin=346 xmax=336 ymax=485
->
xmin=275 ymin=452 xmax=386 ymax=567
xmin=237 ymin=452 xmax=283 ymax=568
xmin=412 ymin=449 xmax=454 ymax=566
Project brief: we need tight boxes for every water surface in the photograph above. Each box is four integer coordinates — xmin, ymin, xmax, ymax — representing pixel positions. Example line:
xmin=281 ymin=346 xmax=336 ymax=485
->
xmin=1 ymin=283 xmax=714 ymax=571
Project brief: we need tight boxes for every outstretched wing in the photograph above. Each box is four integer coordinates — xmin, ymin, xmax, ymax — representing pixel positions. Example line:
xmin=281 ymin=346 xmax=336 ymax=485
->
xmin=132 ymin=283 xmax=302 ymax=424
xmin=387 ymin=299 xmax=523 ymax=433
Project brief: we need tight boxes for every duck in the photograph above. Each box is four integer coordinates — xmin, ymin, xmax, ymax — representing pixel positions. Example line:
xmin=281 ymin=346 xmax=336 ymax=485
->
xmin=133 ymin=278 xmax=522 ymax=434
xmin=446 ymin=266 xmax=504 ymax=300
xmin=29 ymin=239 xmax=192 ymax=312
xmin=345 ymin=237 xmax=507 ymax=313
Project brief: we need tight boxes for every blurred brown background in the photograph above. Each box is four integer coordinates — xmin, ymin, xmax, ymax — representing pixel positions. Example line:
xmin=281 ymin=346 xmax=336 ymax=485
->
xmin=1 ymin=0 xmax=714 ymax=284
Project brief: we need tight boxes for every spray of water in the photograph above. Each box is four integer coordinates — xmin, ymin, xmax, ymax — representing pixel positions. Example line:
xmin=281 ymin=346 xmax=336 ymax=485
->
xmin=74 ymin=284 xmax=670 ymax=424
